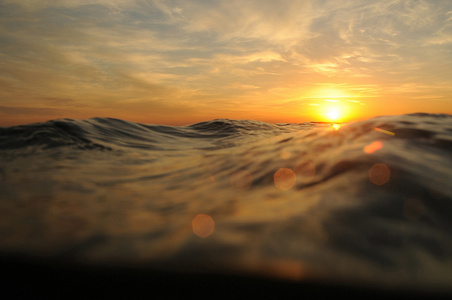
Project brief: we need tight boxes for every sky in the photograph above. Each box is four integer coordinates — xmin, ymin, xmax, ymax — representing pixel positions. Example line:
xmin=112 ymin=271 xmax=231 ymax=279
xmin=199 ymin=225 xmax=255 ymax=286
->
xmin=1 ymin=0 xmax=452 ymax=126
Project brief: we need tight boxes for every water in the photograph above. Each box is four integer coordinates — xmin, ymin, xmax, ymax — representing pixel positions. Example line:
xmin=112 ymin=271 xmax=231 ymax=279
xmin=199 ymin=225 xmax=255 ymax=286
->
xmin=1 ymin=113 xmax=452 ymax=293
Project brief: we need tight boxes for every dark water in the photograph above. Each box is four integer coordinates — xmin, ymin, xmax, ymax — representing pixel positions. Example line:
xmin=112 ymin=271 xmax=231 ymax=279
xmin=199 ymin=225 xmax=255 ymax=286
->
xmin=1 ymin=113 xmax=452 ymax=295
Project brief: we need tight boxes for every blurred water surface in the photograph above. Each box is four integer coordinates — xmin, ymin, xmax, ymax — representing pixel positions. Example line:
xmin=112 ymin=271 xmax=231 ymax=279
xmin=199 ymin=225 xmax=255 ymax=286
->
xmin=1 ymin=113 xmax=452 ymax=292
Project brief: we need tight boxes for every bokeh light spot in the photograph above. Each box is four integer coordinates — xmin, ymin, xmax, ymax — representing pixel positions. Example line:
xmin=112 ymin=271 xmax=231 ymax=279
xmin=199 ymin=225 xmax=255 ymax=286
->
xmin=230 ymin=169 xmax=253 ymax=191
xmin=192 ymin=214 xmax=215 ymax=238
xmin=207 ymin=174 xmax=215 ymax=184
xmin=199 ymin=174 xmax=216 ymax=187
xmin=294 ymin=160 xmax=316 ymax=183
xmin=403 ymin=198 xmax=425 ymax=220
xmin=280 ymin=150 xmax=292 ymax=160
xmin=333 ymin=124 xmax=341 ymax=130
xmin=369 ymin=163 xmax=390 ymax=185
xmin=274 ymin=168 xmax=296 ymax=190
xmin=364 ymin=141 xmax=383 ymax=154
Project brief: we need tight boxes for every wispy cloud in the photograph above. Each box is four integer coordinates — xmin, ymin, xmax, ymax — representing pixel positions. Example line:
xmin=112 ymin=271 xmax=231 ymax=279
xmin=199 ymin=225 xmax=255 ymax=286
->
xmin=0 ymin=105 xmax=60 ymax=115
xmin=1 ymin=0 xmax=452 ymax=125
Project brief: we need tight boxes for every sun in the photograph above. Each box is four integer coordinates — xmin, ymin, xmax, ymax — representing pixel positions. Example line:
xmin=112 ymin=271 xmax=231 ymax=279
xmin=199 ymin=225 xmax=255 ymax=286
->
xmin=325 ymin=106 xmax=342 ymax=122
xmin=306 ymin=86 xmax=359 ymax=122
xmin=326 ymin=107 xmax=340 ymax=121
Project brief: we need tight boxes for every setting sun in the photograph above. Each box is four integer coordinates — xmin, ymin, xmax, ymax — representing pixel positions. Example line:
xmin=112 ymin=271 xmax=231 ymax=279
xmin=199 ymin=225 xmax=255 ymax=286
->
xmin=321 ymin=103 xmax=350 ymax=122
xmin=326 ymin=107 xmax=341 ymax=121
xmin=305 ymin=86 xmax=360 ymax=122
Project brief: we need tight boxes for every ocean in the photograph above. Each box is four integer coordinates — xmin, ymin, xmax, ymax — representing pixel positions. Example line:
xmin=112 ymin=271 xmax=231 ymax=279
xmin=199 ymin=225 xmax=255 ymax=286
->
xmin=1 ymin=113 xmax=452 ymax=297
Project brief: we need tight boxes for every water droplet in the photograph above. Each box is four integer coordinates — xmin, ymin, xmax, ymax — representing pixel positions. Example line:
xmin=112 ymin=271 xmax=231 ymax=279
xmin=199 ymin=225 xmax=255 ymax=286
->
xmin=369 ymin=163 xmax=390 ymax=185
xmin=274 ymin=168 xmax=296 ymax=190
xmin=192 ymin=214 xmax=215 ymax=238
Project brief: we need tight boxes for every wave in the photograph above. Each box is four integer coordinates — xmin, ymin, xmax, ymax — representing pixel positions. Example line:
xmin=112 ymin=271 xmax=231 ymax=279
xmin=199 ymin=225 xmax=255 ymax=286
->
xmin=0 ymin=118 xmax=294 ymax=153
xmin=1 ymin=113 xmax=452 ymax=293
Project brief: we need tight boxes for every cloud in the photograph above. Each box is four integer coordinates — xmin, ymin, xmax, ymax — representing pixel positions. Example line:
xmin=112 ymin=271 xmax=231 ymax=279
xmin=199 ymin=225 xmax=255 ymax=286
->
xmin=1 ymin=0 xmax=452 ymax=124
xmin=177 ymin=0 xmax=314 ymax=42
xmin=37 ymin=97 xmax=85 ymax=106
xmin=287 ymin=1 xmax=452 ymax=81
xmin=0 ymin=105 xmax=60 ymax=115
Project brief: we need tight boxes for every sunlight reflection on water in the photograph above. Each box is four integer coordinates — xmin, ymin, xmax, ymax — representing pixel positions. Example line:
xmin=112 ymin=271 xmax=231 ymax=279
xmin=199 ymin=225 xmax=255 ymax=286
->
xmin=374 ymin=127 xmax=395 ymax=136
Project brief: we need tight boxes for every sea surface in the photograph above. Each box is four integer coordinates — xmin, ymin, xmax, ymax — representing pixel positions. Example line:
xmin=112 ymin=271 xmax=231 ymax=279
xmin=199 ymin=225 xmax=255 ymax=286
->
xmin=1 ymin=113 xmax=452 ymax=295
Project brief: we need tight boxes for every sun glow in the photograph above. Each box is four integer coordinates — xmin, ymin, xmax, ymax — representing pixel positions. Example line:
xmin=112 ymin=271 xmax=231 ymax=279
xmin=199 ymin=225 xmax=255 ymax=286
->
xmin=306 ymin=86 xmax=360 ymax=122
xmin=322 ymin=103 xmax=348 ymax=122
xmin=326 ymin=107 xmax=341 ymax=121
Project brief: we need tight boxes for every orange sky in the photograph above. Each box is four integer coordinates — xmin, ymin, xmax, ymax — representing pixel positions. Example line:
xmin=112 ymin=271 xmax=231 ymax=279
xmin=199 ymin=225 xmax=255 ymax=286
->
xmin=1 ymin=0 xmax=452 ymax=126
